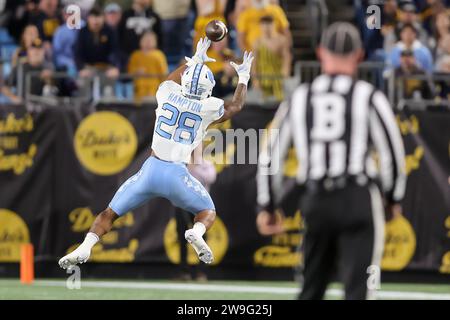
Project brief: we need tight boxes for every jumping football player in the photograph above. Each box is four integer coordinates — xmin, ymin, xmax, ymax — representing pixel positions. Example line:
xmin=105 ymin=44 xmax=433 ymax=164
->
xmin=59 ymin=38 xmax=254 ymax=268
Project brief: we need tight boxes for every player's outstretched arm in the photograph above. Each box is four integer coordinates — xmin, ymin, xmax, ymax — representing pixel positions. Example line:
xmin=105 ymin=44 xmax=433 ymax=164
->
xmin=167 ymin=37 xmax=215 ymax=84
xmin=166 ymin=64 xmax=189 ymax=84
xmin=214 ymin=51 xmax=254 ymax=123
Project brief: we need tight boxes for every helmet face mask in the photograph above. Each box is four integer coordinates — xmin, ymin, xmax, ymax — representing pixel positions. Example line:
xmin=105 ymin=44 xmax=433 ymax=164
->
xmin=181 ymin=64 xmax=216 ymax=100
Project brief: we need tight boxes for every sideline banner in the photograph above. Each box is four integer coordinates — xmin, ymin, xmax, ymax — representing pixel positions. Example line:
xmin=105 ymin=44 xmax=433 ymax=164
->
xmin=0 ymin=103 xmax=448 ymax=275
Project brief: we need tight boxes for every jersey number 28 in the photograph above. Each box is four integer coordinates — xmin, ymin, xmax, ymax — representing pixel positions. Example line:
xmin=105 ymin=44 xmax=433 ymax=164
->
xmin=155 ymin=103 xmax=202 ymax=144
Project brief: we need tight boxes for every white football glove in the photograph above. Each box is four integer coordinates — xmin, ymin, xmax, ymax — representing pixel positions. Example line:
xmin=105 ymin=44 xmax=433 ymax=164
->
xmin=185 ymin=37 xmax=216 ymax=66
xmin=230 ymin=51 xmax=254 ymax=86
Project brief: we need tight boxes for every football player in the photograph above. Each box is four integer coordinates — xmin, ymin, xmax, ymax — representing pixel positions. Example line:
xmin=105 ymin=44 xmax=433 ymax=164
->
xmin=59 ymin=38 xmax=253 ymax=268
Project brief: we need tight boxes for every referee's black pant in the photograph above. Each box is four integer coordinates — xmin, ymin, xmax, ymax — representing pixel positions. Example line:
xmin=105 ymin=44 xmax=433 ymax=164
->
xmin=298 ymin=182 xmax=385 ymax=300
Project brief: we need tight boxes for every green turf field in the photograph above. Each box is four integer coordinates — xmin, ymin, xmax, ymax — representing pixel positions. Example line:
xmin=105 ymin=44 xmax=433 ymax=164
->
xmin=0 ymin=279 xmax=449 ymax=300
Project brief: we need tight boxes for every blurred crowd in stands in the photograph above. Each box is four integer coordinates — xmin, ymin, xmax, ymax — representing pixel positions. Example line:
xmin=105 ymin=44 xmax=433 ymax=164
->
xmin=0 ymin=0 xmax=292 ymax=103
xmin=356 ymin=0 xmax=450 ymax=100
xmin=0 ymin=0 xmax=448 ymax=104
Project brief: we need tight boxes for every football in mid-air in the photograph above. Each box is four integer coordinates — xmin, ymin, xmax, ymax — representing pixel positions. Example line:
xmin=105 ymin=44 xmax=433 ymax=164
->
xmin=205 ymin=20 xmax=228 ymax=42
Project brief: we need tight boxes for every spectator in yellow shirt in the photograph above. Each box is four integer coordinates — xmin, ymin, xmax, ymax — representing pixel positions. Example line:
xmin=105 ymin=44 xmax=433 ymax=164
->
xmin=193 ymin=0 xmax=227 ymax=47
xmin=128 ymin=31 xmax=168 ymax=99
xmin=236 ymin=0 xmax=291 ymax=52
xmin=252 ymin=15 xmax=291 ymax=101
xmin=192 ymin=21 xmax=238 ymax=98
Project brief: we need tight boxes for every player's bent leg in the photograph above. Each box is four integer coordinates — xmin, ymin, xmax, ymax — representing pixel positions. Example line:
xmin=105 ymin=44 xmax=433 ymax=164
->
xmin=185 ymin=209 xmax=216 ymax=264
xmin=89 ymin=207 xmax=120 ymax=236
xmin=59 ymin=208 xmax=119 ymax=269
xmin=59 ymin=158 xmax=155 ymax=269
xmin=194 ymin=209 xmax=216 ymax=230
xmin=166 ymin=166 xmax=217 ymax=264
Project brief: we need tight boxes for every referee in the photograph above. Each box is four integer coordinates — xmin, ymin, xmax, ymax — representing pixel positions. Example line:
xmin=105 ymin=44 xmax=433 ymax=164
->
xmin=256 ymin=22 xmax=407 ymax=300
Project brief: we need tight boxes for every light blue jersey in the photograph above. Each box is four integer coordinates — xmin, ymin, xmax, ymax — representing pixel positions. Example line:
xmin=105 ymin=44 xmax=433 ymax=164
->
xmin=152 ymin=80 xmax=224 ymax=163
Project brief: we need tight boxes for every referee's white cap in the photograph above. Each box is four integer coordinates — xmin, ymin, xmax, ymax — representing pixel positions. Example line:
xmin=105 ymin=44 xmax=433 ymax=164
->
xmin=320 ymin=22 xmax=362 ymax=55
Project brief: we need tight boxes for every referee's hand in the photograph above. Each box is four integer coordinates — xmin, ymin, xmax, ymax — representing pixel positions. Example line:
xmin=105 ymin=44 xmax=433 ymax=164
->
xmin=256 ymin=210 xmax=285 ymax=236
xmin=385 ymin=203 xmax=403 ymax=221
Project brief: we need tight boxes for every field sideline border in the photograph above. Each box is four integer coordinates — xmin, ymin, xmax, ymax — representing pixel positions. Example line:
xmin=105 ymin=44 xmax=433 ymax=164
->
xmin=30 ymin=280 xmax=450 ymax=300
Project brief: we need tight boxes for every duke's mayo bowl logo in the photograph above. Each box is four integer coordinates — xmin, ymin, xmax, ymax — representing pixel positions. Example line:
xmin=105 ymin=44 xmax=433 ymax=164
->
xmin=164 ymin=216 xmax=228 ymax=265
xmin=0 ymin=209 xmax=30 ymax=262
xmin=381 ymin=215 xmax=416 ymax=271
xmin=253 ymin=210 xmax=303 ymax=267
xmin=74 ymin=111 xmax=138 ymax=175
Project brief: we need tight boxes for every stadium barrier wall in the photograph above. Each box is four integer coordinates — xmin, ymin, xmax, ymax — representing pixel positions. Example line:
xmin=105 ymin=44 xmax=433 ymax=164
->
xmin=0 ymin=102 xmax=449 ymax=279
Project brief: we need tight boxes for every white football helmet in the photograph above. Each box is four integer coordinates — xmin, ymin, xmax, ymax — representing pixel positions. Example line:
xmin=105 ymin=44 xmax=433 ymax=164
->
xmin=181 ymin=63 xmax=216 ymax=100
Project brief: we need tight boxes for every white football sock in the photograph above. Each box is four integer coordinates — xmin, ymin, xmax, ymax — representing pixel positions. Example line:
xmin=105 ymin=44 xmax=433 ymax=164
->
xmin=79 ymin=232 xmax=99 ymax=251
xmin=192 ymin=222 xmax=206 ymax=237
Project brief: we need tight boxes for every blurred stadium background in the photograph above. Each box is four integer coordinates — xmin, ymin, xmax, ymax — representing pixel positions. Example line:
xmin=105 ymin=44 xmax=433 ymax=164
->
xmin=0 ymin=0 xmax=449 ymax=299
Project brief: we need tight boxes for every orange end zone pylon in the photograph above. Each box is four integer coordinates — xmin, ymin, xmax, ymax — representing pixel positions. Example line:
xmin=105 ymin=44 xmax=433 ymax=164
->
xmin=20 ymin=243 xmax=34 ymax=284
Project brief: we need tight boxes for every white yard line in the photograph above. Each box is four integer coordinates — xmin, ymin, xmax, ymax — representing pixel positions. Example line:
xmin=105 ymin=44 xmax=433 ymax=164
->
xmin=34 ymin=280 xmax=450 ymax=300
xmin=36 ymin=280 xmax=298 ymax=294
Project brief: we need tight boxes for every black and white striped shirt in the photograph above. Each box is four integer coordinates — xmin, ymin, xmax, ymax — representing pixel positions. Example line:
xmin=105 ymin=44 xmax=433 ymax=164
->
xmin=257 ymin=74 xmax=407 ymax=211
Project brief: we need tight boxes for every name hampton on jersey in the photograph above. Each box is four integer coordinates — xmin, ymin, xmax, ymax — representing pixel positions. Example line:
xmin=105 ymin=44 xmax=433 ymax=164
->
xmin=158 ymin=81 xmax=224 ymax=118
xmin=167 ymin=92 xmax=203 ymax=113
xmin=151 ymin=81 xmax=224 ymax=162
